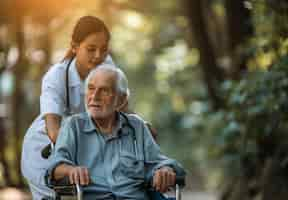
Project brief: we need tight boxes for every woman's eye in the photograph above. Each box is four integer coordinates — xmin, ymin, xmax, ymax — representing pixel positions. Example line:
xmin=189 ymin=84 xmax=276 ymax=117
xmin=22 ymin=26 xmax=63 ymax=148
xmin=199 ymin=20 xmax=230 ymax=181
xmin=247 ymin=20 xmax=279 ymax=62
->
xmin=86 ymin=47 xmax=96 ymax=52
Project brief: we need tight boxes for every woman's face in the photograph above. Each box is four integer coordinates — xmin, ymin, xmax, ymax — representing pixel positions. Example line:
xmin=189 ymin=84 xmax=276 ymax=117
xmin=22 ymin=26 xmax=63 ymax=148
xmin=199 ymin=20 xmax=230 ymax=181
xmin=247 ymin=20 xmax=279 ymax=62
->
xmin=73 ymin=31 xmax=109 ymax=79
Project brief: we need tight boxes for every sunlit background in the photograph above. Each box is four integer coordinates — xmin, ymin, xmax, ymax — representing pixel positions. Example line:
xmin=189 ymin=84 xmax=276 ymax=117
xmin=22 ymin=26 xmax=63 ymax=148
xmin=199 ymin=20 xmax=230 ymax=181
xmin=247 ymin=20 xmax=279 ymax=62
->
xmin=1 ymin=0 xmax=288 ymax=199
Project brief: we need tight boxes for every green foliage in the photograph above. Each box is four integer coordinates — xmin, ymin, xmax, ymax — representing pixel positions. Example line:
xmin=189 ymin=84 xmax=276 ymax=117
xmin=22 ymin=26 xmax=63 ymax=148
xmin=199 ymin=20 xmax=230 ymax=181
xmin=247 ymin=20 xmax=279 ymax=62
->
xmin=200 ymin=64 xmax=288 ymax=179
xmin=183 ymin=2 xmax=288 ymax=184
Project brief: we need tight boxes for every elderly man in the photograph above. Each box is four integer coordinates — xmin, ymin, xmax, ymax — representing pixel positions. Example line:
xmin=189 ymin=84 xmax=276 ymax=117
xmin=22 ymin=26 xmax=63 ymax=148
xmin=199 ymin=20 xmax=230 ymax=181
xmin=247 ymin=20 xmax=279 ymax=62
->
xmin=46 ymin=64 xmax=185 ymax=199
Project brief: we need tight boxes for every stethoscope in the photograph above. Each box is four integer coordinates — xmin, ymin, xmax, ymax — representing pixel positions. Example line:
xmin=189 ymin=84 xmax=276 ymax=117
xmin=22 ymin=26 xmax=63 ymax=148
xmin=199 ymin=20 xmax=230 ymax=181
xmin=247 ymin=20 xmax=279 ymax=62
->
xmin=118 ymin=112 xmax=139 ymax=160
xmin=65 ymin=58 xmax=140 ymax=160
xmin=65 ymin=58 xmax=74 ymax=115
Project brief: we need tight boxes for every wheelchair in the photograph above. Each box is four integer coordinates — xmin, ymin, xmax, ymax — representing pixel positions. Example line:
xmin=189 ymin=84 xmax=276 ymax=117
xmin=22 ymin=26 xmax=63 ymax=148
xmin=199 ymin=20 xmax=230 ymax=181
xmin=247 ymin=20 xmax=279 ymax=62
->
xmin=50 ymin=175 xmax=185 ymax=200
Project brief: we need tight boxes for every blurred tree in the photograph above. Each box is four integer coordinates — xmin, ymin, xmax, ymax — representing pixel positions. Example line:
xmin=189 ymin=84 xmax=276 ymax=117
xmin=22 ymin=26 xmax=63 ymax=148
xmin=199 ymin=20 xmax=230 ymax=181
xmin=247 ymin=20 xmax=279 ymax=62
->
xmin=225 ymin=0 xmax=254 ymax=78
xmin=184 ymin=0 xmax=224 ymax=109
xmin=0 ymin=0 xmax=71 ymax=187
xmin=195 ymin=1 xmax=288 ymax=199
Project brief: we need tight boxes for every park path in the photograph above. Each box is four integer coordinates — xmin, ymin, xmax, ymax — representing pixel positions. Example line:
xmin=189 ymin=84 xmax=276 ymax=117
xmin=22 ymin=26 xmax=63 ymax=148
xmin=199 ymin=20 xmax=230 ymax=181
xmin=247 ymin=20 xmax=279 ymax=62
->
xmin=182 ymin=190 xmax=217 ymax=200
xmin=0 ymin=188 xmax=217 ymax=200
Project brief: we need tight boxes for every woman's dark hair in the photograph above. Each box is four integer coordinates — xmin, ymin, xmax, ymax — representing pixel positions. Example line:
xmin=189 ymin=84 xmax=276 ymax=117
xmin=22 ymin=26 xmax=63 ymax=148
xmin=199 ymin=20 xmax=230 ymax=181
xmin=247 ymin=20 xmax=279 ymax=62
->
xmin=63 ymin=16 xmax=110 ymax=60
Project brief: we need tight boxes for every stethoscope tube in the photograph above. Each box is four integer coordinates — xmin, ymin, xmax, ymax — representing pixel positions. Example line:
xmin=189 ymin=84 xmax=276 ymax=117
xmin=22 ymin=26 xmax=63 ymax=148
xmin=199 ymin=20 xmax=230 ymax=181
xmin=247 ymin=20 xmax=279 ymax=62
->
xmin=119 ymin=112 xmax=139 ymax=160
xmin=65 ymin=57 xmax=74 ymax=114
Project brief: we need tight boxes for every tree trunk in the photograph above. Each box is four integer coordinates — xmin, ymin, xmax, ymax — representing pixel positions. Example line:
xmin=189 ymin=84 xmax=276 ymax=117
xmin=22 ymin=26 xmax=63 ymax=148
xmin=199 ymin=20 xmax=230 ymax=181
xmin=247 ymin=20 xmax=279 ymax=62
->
xmin=0 ymin=117 xmax=11 ymax=185
xmin=11 ymin=14 xmax=26 ymax=187
xmin=225 ymin=0 xmax=253 ymax=78
xmin=184 ymin=0 xmax=224 ymax=109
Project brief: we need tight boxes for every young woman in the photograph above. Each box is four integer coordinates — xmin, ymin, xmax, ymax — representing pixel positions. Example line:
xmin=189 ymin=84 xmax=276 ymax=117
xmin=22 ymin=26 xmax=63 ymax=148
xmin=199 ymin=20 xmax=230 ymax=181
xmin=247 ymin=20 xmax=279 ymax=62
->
xmin=21 ymin=16 xmax=115 ymax=199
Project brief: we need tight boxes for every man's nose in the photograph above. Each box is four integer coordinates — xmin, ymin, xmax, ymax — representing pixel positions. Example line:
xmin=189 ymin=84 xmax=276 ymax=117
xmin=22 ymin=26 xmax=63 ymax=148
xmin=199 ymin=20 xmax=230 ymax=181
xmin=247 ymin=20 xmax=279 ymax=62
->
xmin=92 ymin=89 xmax=101 ymax=100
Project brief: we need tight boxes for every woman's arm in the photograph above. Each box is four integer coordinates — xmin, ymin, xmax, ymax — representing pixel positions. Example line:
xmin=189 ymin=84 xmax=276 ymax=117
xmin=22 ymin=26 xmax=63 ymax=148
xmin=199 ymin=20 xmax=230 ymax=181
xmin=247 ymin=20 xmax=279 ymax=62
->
xmin=41 ymin=114 xmax=62 ymax=158
xmin=45 ymin=114 xmax=62 ymax=144
xmin=40 ymin=66 xmax=66 ymax=144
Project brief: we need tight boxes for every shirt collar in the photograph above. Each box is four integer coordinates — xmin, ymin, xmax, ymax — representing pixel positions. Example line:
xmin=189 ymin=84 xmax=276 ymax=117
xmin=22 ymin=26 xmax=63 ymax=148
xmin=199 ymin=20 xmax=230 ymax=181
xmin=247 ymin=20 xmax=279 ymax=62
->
xmin=82 ymin=113 xmax=97 ymax=133
xmin=82 ymin=112 xmax=128 ymax=136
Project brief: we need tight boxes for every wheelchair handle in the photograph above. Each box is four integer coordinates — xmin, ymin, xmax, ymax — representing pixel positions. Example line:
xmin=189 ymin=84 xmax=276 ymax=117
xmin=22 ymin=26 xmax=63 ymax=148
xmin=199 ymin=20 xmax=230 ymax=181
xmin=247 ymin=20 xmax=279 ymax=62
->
xmin=147 ymin=175 xmax=186 ymax=188
xmin=176 ymin=183 xmax=181 ymax=200
xmin=175 ymin=176 xmax=185 ymax=187
xmin=75 ymin=184 xmax=83 ymax=200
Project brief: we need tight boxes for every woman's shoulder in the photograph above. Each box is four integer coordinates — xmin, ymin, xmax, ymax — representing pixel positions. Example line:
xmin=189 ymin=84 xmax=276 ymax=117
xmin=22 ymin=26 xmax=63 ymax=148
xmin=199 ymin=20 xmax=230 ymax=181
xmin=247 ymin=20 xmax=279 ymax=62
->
xmin=42 ymin=61 xmax=68 ymax=85
xmin=45 ymin=61 xmax=67 ymax=77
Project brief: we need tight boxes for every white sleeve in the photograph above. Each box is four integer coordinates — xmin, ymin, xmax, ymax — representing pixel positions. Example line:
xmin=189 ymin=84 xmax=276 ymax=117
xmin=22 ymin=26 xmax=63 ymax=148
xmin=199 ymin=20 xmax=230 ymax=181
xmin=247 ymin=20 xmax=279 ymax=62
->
xmin=40 ymin=66 xmax=66 ymax=117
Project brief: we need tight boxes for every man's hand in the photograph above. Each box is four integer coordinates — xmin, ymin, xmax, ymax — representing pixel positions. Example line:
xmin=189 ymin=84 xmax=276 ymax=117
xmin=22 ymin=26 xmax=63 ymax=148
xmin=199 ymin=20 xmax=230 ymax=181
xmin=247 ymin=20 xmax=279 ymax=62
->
xmin=152 ymin=166 xmax=176 ymax=193
xmin=68 ymin=166 xmax=90 ymax=185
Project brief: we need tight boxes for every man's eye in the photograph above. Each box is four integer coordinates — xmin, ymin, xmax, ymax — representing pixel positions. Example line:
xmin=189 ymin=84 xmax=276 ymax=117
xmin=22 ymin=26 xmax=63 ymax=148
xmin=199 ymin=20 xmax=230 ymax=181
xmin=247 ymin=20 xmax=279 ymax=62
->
xmin=101 ymin=89 xmax=112 ymax=96
xmin=101 ymin=89 xmax=108 ymax=94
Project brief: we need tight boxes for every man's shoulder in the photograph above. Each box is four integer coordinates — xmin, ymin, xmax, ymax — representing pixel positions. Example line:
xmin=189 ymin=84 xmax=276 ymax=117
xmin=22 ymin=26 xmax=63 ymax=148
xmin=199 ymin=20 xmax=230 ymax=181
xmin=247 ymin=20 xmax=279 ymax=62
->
xmin=122 ymin=113 xmax=145 ymax=126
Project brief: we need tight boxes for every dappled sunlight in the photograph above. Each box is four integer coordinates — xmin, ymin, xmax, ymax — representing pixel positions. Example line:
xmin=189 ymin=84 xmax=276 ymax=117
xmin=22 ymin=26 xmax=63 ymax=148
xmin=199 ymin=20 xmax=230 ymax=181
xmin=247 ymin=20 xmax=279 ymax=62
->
xmin=114 ymin=0 xmax=129 ymax=3
xmin=189 ymin=101 xmax=206 ymax=115
xmin=0 ymin=188 xmax=30 ymax=200
xmin=155 ymin=77 xmax=171 ymax=94
xmin=155 ymin=40 xmax=197 ymax=76
xmin=172 ymin=94 xmax=185 ymax=113
xmin=122 ymin=10 xmax=144 ymax=29
xmin=155 ymin=40 xmax=199 ymax=94
xmin=0 ymin=71 xmax=13 ymax=96
xmin=111 ymin=16 xmax=153 ymax=67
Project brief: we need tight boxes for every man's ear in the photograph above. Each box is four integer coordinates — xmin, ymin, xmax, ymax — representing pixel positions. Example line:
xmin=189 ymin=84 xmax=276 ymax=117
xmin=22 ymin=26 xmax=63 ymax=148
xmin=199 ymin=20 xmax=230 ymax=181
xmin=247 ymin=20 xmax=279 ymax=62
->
xmin=117 ymin=94 xmax=129 ymax=112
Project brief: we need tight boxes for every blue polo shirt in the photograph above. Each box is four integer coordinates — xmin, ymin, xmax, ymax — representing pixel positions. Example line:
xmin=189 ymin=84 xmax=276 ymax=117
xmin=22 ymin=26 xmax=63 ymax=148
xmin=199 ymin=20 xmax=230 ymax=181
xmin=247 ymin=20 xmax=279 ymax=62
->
xmin=47 ymin=112 xmax=185 ymax=200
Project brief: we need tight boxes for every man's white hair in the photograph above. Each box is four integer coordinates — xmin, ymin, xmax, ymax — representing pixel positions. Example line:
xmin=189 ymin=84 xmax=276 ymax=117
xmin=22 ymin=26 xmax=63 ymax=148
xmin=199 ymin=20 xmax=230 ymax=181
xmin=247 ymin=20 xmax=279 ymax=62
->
xmin=84 ymin=63 xmax=130 ymax=97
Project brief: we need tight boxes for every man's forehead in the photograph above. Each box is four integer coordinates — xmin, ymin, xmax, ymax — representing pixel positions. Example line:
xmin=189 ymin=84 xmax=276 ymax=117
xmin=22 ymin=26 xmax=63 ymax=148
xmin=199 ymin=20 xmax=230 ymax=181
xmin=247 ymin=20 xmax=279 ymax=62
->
xmin=89 ymin=70 xmax=117 ymax=85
